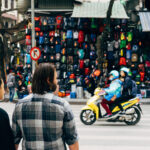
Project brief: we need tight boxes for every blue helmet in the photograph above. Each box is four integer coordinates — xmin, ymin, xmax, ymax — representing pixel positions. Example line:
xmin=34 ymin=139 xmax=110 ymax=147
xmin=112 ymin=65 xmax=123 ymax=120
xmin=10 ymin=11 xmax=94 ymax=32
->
xmin=120 ymin=67 xmax=129 ymax=74
xmin=109 ymin=70 xmax=119 ymax=81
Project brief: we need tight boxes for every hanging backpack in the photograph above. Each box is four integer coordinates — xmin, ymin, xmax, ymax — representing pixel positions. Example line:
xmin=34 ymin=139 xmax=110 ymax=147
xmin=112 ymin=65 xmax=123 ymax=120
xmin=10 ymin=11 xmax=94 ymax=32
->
xmin=69 ymin=18 xmax=77 ymax=29
xmin=91 ymin=33 xmax=97 ymax=43
xmin=78 ymin=49 xmax=85 ymax=59
xmin=67 ymin=56 xmax=74 ymax=65
xmin=49 ymin=37 xmax=55 ymax=45
xmin=84 ymin=68 xmax=90 ymax=75
xmin=48 ymin=17 xmax=56 ymax=30
xmin=132 ymin=45 xmax=139 ymax=52
xmin=91 ymin=18 xmax=98 ymax=29
xmin=61 ymin=48 xmax=66 ymax=55
xmin=44 ymin=36 xmax=49 ymax=44
xmin=66 ymin=30 xmax=73 ymax=39
xmin=56 ymin=53 xmax=61 ymax=62
xmin=50 ymin=46 xmax=55 ymax=54
xmin=120 ymin=40 xmax=126 ymax=49
xmin=127 ymin=32 xmax=133 ymax=42
xmin=74 ymin=48 xmax=78 ymax=56
xmin=35 ymin=17 xmax=41 ymax=32
xmin=73 ymin=31 xmax=79 ymax=40
xmin=39 ymin=35 xmax=44 ymax=45
xmin=79 ymin=60 xmax=84 ymax=69
xmin=41 ymin=17 xmax=48 ymax=31
xmin=56 ymin=16 xmax=63 ymax=29
xmin=55 ymin=44 xmax=61 ymax=53
xmin=78 ymin=18 xmax=84 ymax=30
xmin=74 ymin=41 xmax=79 ymax=48
xmin=119 ymin=57 xmax=126 ymax=66
xmin=44 ymin=45 xmax=50 ymax=54
xmin=131 ymin=53 xmax=138 ymax=62
xmin=90 ymin=50 xmax=96 ymax=60
xmin=67 ymin=48 xmax=74 ymax=56
xmin=78 ymin=30 xmax=84 ymax=44
xmin=26 ymin=35 xmax=31 ymax=45
xmin=126 ymin=50 xmax=132 ymax=59
xmin=66 ymin=39 xmax=73 ymax=48
xmin=49 ymin=31 xmax=55 ymax=37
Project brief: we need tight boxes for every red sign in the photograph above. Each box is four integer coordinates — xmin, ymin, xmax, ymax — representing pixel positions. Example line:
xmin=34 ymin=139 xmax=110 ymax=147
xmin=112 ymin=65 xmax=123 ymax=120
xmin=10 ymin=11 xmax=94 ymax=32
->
xmin=30 ymin=47 xmax=41 ymax=61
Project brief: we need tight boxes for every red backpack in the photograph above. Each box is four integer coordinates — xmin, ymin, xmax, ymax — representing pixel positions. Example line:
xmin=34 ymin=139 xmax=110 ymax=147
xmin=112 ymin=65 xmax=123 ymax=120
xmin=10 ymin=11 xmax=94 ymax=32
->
xmin=56 ymin=16 xmax=63 ymax=29
xmin=78 ymin=31 xmax=84 ymax=44
xmin=119 ymin=57 xmax=126 ymax=66
xmin=79 ymin=60 xmax=84 ymax=69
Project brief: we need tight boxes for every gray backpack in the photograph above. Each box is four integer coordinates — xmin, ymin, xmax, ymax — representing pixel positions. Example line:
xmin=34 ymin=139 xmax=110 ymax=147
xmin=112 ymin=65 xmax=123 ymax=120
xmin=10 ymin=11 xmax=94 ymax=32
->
xmin=7 ymin=75 xmax=15 ymax=88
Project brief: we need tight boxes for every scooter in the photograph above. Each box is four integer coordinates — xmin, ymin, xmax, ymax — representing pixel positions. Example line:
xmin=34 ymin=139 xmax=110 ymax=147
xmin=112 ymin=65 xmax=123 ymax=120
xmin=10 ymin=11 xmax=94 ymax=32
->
xmin=80 ymin=88 xmax=142 ymax=125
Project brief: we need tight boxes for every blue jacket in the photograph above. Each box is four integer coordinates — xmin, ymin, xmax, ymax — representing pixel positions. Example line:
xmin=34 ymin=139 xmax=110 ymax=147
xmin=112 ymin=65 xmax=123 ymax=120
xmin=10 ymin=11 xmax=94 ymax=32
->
xmin=104 ymin=79 xmax=122 ymax=101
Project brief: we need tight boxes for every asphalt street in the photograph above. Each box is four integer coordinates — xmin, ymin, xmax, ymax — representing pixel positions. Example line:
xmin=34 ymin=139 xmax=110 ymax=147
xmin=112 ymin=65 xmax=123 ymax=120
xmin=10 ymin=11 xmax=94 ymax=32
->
xmin=0 ymin=102 xmax=150 ymax=150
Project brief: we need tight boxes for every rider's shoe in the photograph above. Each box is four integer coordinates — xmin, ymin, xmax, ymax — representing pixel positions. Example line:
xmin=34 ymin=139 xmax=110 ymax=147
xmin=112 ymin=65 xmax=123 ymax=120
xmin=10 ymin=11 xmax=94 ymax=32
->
xmin=104 ymin=113 xmax=112 ymax=118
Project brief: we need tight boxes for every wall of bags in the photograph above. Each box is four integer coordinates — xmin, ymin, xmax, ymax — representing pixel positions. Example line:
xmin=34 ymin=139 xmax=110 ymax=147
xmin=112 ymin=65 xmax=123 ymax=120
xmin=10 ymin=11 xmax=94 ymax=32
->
xmin=25 ymin=16 xmax=150 ymax=98
xmin=25 ymin=16 xmax=101 ymax=98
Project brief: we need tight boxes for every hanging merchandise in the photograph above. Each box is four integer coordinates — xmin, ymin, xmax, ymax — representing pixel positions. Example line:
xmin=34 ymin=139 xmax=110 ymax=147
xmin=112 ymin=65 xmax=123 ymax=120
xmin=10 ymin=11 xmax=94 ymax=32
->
xmin=131 ymin=53 xmax=138 ymax=62
xmin=56 ymin=53 xmax=61 ymax=62
xmin=39 ymin=34 xmax=44 ymax=45
xmin=48 ymin=17 xmax=56 ymax=30
xmin=119 ymin=57 xmax=126 ymax=66
xmin=79 ymin=60 xmax=84 ymax=69
xmin=127 ymin=32 xmax=133 ymax=42
xmin=26 ymin=35 xmax=31 ymax=45
xmin=73 ymin=31 xmax=79 ymax=40
xmin=41 ymin=17 xmax=48 ymax=31
xmin=35 ymin=17 xmax=41 ymax=32
xmin=66 ymin=30 xmax=73 ymax=39
xmin=56 ymin=16 xmax=63 ymax=29
xmin=126 ymin=50 xmax=132 ymax=59
xmin=78 ymin=30 xmax=84 ymax=44
xmin=91 ymin=18 xmax=98 ymax=30
xmin=78 ymin=49 xmax=85 ymax=59
xmin=44 ymin=45 xmax=50 ymax=54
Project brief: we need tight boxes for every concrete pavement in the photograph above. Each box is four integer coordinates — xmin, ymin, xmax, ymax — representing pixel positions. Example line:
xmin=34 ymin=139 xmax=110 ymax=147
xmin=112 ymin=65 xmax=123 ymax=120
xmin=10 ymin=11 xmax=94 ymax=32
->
xmin=0 ymin=102 xmax=150 ymax=150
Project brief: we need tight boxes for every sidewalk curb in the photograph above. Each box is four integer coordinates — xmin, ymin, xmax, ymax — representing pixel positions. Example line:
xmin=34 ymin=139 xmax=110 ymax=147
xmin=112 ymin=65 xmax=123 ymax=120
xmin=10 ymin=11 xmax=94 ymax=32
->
xmin=4 ymin=98 xmax=150 ymax=105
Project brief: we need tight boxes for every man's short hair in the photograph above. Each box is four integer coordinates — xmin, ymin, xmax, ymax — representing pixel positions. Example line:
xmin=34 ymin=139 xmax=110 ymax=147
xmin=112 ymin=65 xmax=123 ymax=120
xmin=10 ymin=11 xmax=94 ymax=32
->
xmin=32 ymin=63 xmax=57 ymax=94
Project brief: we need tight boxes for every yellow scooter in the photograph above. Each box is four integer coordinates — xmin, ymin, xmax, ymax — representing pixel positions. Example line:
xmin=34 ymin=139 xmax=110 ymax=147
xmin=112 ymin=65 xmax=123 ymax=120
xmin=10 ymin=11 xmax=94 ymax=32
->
xmin=80 ymin=88 xmax=142 ymax=125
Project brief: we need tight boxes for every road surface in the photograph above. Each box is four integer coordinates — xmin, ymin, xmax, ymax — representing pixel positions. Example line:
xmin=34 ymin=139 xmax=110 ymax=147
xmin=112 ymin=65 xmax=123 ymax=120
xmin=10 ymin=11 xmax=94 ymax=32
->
xmin=0 ymin=102 xmax=150 ymax=150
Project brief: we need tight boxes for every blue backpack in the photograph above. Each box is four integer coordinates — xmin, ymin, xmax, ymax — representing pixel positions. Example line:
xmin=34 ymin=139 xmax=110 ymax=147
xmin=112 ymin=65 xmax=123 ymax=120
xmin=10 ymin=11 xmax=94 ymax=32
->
xmin=55 ymin=44 xmax=61 ymax=53
xmin=39 ymin=36 xmax=44 ymax=44
xmin=66 ymin=30 xmax=73 ymax=39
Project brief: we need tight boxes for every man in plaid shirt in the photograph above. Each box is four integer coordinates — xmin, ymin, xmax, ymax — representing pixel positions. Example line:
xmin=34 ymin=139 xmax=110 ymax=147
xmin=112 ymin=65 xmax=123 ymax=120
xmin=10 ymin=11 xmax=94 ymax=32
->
xmin=12 ymin=63 xmax=79 ymax=150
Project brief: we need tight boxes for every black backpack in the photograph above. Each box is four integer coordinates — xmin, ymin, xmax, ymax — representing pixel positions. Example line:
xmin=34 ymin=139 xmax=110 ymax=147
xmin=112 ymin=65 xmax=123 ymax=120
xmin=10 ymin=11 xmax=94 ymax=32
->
xmin=131 ymin=80 xmax=138 ymax=96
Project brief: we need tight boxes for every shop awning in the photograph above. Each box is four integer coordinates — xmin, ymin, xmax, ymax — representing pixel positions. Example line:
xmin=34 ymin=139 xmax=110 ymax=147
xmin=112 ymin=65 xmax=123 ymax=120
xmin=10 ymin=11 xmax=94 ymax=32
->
xmin=71 ymin=0 xmax=129 ymax=19
xmin=139 ymin=12 xmax=150 ymax=32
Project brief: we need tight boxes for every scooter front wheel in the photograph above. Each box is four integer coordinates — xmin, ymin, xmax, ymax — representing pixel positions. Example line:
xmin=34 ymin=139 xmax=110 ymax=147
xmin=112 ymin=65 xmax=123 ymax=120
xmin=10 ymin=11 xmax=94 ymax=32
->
xmin=80 ymin=110 xmax=96 ymax=125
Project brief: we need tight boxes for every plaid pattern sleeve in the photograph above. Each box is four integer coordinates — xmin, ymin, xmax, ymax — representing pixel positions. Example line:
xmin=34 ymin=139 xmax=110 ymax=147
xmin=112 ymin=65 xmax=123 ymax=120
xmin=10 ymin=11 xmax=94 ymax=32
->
xmin=12 ymin=104 xmax=22 ymax=144
xmin=63 ymin=100 xmax=78 ymax=145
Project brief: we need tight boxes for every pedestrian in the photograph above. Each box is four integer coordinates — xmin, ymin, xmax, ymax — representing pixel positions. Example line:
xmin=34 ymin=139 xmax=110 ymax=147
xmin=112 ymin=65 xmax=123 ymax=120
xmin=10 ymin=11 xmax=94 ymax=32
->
xmin=16 ymin=79 xmax=28 ymax=99
xmin=0 ymin=75 xmax=15 ymax=150
xmin=7 ymin=70 xmax=16 ymax=102
xmin=12 ymin=63 xmax=79 ymax=150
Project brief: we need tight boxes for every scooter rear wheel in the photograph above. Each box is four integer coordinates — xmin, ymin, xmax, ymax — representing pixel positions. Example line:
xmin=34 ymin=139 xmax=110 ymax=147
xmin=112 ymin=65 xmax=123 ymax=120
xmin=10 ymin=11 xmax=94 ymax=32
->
xmin=80 ymin=110 xmax=96 ymax=125
xmin=124 ymin=107 xmax=141 ymax=125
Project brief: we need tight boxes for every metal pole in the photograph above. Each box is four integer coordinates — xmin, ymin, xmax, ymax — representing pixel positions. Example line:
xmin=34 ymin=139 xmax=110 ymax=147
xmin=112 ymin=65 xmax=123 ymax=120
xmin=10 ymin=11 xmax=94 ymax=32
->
xmin=31 ymin=0 xmax=36 ymax=74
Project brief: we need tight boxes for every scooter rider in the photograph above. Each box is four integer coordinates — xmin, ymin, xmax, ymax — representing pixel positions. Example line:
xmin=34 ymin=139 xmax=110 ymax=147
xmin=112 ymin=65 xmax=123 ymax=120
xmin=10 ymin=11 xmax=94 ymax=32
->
xmin=101 ymin=70 xmax=122 ymax=118
xmin=114 ymin=67 xmax=137 ymax=113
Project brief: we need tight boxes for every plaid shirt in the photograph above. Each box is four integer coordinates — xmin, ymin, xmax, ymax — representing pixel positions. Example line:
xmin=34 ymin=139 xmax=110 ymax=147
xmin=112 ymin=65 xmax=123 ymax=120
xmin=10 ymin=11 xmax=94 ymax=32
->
xmin=12 ymin=93 xmax=78 ymax=150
